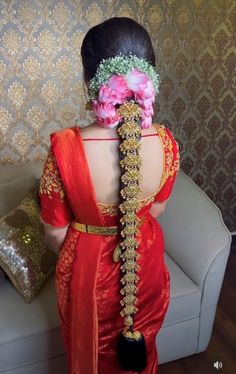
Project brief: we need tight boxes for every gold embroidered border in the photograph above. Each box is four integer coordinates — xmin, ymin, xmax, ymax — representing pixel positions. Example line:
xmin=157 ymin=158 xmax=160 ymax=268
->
xmin=40 ymin=215 xmax=69 ymax=229
xmin=97 ymin=191 xmax=157 ymax=216
xmin=39 ymin=148 xmax=65 ymax=201
xmin=153 ymin=124 xmax=166 ymax=192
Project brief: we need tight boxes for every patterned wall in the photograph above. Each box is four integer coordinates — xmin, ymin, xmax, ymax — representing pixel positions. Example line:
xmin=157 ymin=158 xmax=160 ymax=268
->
xmin=0 ymin=0 xmax=235 ymax=231
xmin=152 ymin=0 xmax=236 ymax=232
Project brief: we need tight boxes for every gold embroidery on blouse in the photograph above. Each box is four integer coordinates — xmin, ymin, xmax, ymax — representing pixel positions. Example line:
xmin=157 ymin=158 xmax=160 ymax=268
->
xmin=40 ymin=215 xmax=69 ymax=229
xmin=153 ymin=123 xmax=179 ymax=182
xmin=39 ymin=148 xmax=65 ymax=201
xmin=169 ymin=141 xmax=180 ymax=177
xmin=97 ymin=204 xmax=119 ymax=216
xmin=157 ymin=124 xmax=173 ymax=186
xmin=139 ymin=194 xmax=156 ymax=207
xmin=153 ymin=124 xmax=166 ymax=192
xmin=97 ymin=192 xmax=157 ymax=216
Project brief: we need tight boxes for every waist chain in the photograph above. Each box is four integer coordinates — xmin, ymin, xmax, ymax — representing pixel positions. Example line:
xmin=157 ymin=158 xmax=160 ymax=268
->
xmin=70 ymin=221 xmax=118 ymax=235
xmin=70 ymin=218 xmax=145 ymax=262
xmin=70 ymin=217 xmax=146 ymax=236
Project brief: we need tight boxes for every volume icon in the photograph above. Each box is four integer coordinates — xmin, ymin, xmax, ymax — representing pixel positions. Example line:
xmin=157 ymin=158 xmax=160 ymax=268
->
xmin=214 ymin=361 xmax=223 ymax=369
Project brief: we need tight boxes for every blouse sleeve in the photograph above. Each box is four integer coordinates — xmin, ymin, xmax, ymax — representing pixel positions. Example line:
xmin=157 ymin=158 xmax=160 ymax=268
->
xmin=39 ymin=146 xmax=73 ymax=228
xmin=154 ymin=127 xmax=180 ymax=203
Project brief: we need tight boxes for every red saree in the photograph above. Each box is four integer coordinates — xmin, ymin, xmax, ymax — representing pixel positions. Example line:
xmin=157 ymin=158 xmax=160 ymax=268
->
xmin=39 ymin=124 xmax=179 ymax=374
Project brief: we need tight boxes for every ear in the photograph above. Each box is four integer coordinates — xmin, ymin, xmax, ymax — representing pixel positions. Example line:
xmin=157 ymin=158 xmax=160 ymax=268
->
xmin=82 ymin=79 xmax=89 ymax=100
xmin=82 ymin=69 xmax=89 ymax=87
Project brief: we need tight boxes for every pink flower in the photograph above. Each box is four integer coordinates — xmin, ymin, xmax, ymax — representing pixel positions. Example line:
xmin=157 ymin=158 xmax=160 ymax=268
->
xmin=142 ymin=106 xmax=154 ymax=117
xmin=98 ymin=85 xmax=115 ymax=104
xmin=92 ymin=100 xmax=121 ymax=128
xmin=126 ymin=69 xmax=148 ymax=90
xmin=98 ymin=76 xmax=132 ymax=105
xmin=141 ymin=112 xmax=152 ymax=129
xmin=108 ymin=75 xmax=132 ymax=101
xmin=92 ymin=70 xmax=156 ymax=129
xmin=126 ymin=69 xmax=155 ymax=102
xmin=126 ymin=69 xmax=155 ymax=129
xmin=136 ymin=97 xmax=154 ymax=111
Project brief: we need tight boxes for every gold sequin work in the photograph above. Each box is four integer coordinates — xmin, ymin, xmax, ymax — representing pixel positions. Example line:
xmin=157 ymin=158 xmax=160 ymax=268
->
xmin=39 ymin=148 xmax=65 ymax=201
xmin=97 ymin=193 xmax=156 ymax=216
xmin=55 ymin=231 xmax=78 ymax=348
xmin=0 ymin=191 xmax=57 ymax=303
xmin=153 ymin=124 xmax=180 ymax=189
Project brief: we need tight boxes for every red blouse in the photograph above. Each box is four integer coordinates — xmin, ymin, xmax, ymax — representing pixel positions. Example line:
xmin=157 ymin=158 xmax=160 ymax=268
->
xmin=39 ymin=124 xmax=180 ymax=228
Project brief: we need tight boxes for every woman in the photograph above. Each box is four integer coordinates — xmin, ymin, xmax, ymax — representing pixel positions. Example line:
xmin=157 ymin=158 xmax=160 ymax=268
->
xmin=39 ymin=17 xmax=179 ymax=374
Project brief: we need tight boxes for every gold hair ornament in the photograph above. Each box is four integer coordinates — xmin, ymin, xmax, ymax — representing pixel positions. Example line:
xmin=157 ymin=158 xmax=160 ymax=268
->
xmin=116 ymin=101 xmax=147 ymax=371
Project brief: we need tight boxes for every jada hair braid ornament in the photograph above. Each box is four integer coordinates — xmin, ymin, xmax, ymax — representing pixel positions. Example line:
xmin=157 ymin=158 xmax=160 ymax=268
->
xmin=116 ymin=101 xmax=146 ymax=372
xmin=87 ymin=55 xmax=160 ymax=371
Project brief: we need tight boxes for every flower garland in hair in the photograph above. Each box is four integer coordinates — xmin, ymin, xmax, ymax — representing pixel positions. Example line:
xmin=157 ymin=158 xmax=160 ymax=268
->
xmin=87 ymin=55 xmax=160 ymax=129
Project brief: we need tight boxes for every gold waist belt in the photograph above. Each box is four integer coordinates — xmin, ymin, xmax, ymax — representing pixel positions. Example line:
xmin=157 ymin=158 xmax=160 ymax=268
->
xmin=71 ymin=221 xmax=118 ymax=235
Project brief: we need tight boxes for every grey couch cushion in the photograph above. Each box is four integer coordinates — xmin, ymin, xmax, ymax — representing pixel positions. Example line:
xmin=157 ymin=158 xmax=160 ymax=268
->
xmin=163 ymin=253 xmax=201 ymax=327
xmin=0 ymin=275 xmax=64 ymax=372
xmin=0 ymin=177 xmax=36 ymax=217
xmin=0 ymin=163 xmax=44 ymax=183
xmin=159 ymin=173 xmax=231 ymax=288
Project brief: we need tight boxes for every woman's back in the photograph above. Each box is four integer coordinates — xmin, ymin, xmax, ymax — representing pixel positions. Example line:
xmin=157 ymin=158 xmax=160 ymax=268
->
xmin=81 ymin=123 xmax=164 ymax=204
xmin=39 ymin=16 xmax=180 ymax=374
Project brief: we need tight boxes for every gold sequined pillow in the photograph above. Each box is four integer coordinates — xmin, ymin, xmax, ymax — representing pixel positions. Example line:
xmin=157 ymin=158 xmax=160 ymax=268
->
xmin=0 ymin=189 xmax=57 ymax=302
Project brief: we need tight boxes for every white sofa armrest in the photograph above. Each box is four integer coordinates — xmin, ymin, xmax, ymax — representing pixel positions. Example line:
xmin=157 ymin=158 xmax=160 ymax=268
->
xmin=158 ymin=171 xmax=231 ymax=288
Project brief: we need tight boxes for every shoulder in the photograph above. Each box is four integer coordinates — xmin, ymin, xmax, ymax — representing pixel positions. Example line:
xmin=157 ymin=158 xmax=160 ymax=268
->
xmin=80 ymin=123 xmax=118 ymax=139
xmin=50 ymin=126 xmax=78 ymax=138
xmin=153 ymin=123 xmax=178 ymax=148
xmin=50 ymin=126 xmax=79 ymax=144
xmin=153 ymin=122 xmax=180 ymax=167
xmin=154 ymin=122 xmax=178 ymax=141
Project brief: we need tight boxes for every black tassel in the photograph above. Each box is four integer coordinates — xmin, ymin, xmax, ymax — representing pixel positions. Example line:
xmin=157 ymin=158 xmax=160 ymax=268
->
xmin=117 ymin=329 xmax=147 ymax=372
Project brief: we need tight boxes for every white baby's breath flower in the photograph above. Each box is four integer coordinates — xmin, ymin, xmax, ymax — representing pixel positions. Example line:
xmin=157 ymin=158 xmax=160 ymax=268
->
xmin=88 ymin=54 xmax=160 ymax=100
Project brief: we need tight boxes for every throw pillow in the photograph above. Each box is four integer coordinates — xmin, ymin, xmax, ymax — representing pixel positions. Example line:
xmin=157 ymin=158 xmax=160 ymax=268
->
xmin=0 ymin=189 xmax=57 ymax=302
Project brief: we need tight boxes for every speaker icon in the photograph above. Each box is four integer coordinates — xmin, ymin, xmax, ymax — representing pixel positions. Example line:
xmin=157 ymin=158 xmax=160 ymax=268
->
xmin=214 ymin=361 xmax=223 ymax=369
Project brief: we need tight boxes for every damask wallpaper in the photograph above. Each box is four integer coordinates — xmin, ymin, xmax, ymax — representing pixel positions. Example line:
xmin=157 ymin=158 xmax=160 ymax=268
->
xmin=0 ymin=0 xmax=235 ymax=231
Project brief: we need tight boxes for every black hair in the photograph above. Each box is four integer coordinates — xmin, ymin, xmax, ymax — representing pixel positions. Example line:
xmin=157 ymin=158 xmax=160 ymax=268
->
xmin=81 ymin=17 xmax=155 ymax=82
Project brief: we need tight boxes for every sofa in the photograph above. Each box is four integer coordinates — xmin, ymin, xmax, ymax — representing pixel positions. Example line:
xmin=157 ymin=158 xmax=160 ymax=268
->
xmin=0 ymin=162 xmax=231 ymax=374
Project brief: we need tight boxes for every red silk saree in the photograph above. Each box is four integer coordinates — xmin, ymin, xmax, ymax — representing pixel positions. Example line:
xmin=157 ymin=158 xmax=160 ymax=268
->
xmin=39 ymin=124 xmax=179 ymax=374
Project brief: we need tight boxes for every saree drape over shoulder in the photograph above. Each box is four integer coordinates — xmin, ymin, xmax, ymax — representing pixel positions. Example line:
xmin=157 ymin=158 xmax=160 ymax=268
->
xmin=39 ymin=124 xmax=179 ymax=374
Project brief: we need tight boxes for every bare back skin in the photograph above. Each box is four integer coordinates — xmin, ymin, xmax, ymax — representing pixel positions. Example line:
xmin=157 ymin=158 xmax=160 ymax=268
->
xmin=80 ymin=123 xmax=164 ymax=205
